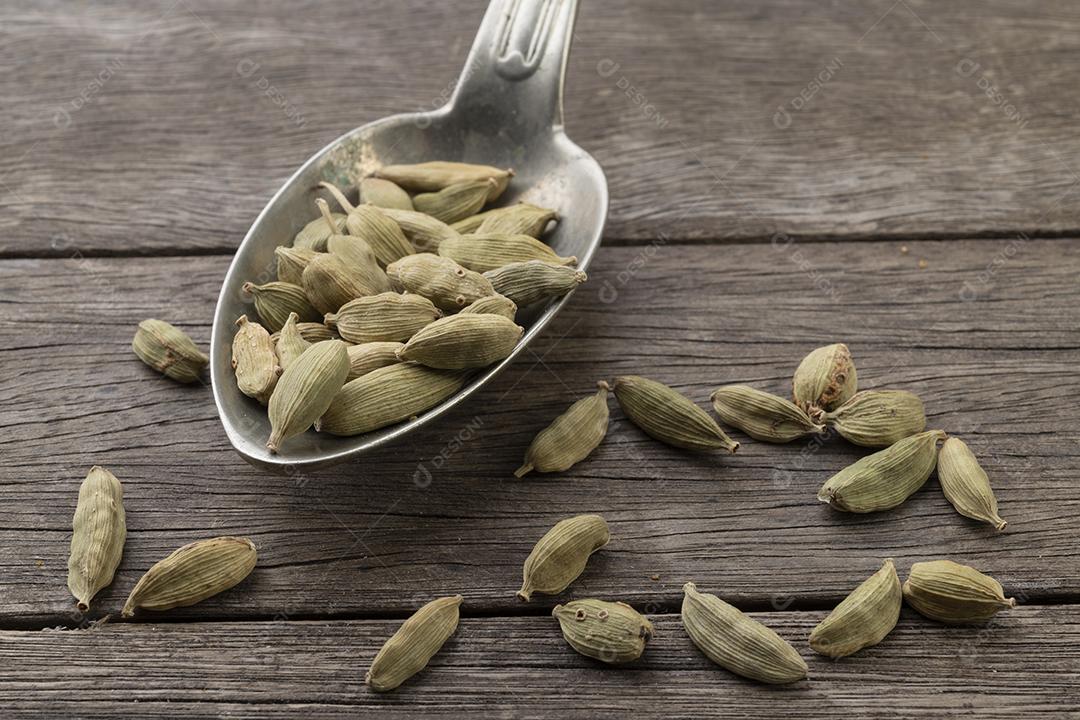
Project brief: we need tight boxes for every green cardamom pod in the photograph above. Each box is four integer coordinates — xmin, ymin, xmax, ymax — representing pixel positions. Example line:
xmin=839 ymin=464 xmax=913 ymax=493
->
xmin=792 ymin=343 xmax=857 ymax=414
xmin=301 ymin=253 xmax=380 ymax=315
xmin=516 ymin=382 xmax=610 ymax=477
xmin=320 ymin=182 xmax=415 ymax=265
xmin=324 ymin=292 xmax=442 ymax=344
xmin=438 ymin=233 xmax=576 ymax=273
xmin=242 ymin=280 xmax=320 ymax=332
xmin=819 ymin=390 xmax=926 ymax=447
xmin=682 ymin=582 xmax=807 ymax=684
xmin=377 ymin=161 xmax=512 ymax=201
xmin=903 ymin=560 xmax=1015 ymax=624
xmin=460 ymin=293 xmax=517 ymax=320
xmin=614 ymin=375 xmax=739 ymax=453
xmin=67 ymin=466 xmax=126 ymax=612
xmin=483 ymin=260 xmax=587 ymax=307
xmin=413 ymin=179 xmax=495 ymax=224
xmin=474 ymin=202 xmax=558 ymax=237
xmin=266 ymin=339 xmax=350 ymax=452
xmin=518 ymin=514 xmax=610 ymax=600
xmin=366 ymin=595 xmax=463 ymax=692
xmin=450 ymin=209 xmax=495 ymax=234
xmin=317 ymin=199 xmax=392 ymax=294
xmin=293 ymin=212 xmax=345 ymax=251
xmin=132 ymin=319 xmax=209 ymax=383
xmin=346 ymin=341 xmax=404 ymax=381
xmin=709 ymin=385 xmax=823 ymax=443
xmin=937 ymin=437 xmax=1007 ymax=530
xmin=386 ymin=253 xmax=495 ymax=313
xmin=271 ymin=322 xmax=338 ymax=346
xmin=382 ymin=208 xmax=460 ymax=253
xmin=817 ymin=430 xmax=947 ymax=512
xmin=809 ymin=559 xmax=901 ymax=658
xmin=396 ymin=313 xmax=523 ymax=370
xmin=274 ymin=245 xmax=318 ymax=285
xmin=274 ymin=312 xmax=310 ymax=370
xmin=122 ymin=536 xmax=257 ymax=617
xmin=359 ymin=177 xmax=413 ymax=211
xmin=552 ymin=599 xmax=653 ymax=664
xmin=232 ymin=315 xmax=281 ymax=405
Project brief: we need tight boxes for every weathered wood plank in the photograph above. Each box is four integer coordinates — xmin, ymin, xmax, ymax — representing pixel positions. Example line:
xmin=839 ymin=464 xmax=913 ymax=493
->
xmin=4 ymin=0 xmax=1080 ymax=255
xmin=1 ymin=239 xmax=1077 ymax=624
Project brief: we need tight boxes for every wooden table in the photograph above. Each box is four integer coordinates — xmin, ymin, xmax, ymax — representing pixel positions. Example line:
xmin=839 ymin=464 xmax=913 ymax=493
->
xmin=3 ymin=1 xmax=1079 ymax=717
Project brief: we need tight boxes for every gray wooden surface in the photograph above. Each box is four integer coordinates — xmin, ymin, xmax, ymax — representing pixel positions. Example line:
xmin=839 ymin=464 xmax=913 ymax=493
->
xmin=2 ymin=0 xmax=1079 ymax=718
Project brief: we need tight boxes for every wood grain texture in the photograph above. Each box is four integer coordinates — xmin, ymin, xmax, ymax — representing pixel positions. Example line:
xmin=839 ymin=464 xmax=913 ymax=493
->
xmin=4 ymin=0 xmax=1080 ymax=255
xmin=1 ymin=239 xmax=1077 ymax=626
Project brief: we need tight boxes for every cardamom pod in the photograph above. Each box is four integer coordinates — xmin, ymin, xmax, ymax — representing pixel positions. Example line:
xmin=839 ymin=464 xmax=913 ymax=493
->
xmin=809 ymin=559 xmax=901 ymax=658
xmin=450 ymin=209 xmax=495 ymax=234
xmin=382 ymin=208 xmax=460 ymax=253
xmin=386 ymin=253 xmax=495 ymax=313
xmin=317 ymin=198 xmax=391 ymax=294
xmin=516 ymin=382 xmax=610 ymax=477
xmin=396 ymin=313 xmax=523 ymax=369
xmin=232 ymin=315 xmax=281 ymax=405
xmin=359 ymin=177 xmax=413 ymax=211
xmin=366 ymin=595 xmax=463 ymax=692
xmin=819 ymin=390 xmax=926 ymax=447
xmin=438 ymin=233 xmax=576 ymax=273
xmin=552 ymin=599 xmax=653 ymax=664
xmin=274 ymin=245 xmax=318 ymax=285
xmin=903 ymin=560 xmax=1016 ymax=624
xmin=792 ymin=343 xmax=857 ymax=414
xmin=301 ymin=253 xmax=381 ymax=315
xmin=271 ymin=322 xmax=338 ymax=345
xmin=122 ymin=536 xmax=257 ymax=617
xmin=266 ymin=339 xmax=350 ymax=452
xmin=518 ymin=514 xmax=610 ymax=600
xmin=413 ymin=179 xmax=495 ymax=224
xmin=613 ymin=376 xmax=739 ymax=453
xmin=460 ymin=293 xmax=517 ymax=320
xmin=274 ymin=312 xmax=310 ymax=370
xmin=325 ymin=292 xmax=442 ymax=344
xmin=67 ymin=466 xmax=126 ymax=612
xmin=817 ymin=430 xmax=947 ymax=512
xmin=484 ymin=260 xmax=587 ymax=307
xmin=293 ymin=212 xmax=345 ymax=251
xmin=320 ymin=182 xmax=415 ymax=265
xmin=937 ymin=437 xmax=1007 ymax=530
xmin=346 ymin=341 xmax=404 ymax=381
xmin=709 ymin=385 xmax=823 ymax=443
xmin=318 ymin=364 xmax=468 ymax=436
xmin=377 ymin=161 xmax=512 ymax=201
xmin=242 ymin=281 xmax=320 ymax=332
xmin=475 ymin=202 xmax=558 ymax=238
xmin=682 ymin=582 xmax=807 ymax=684
xmin=132 ymin=319 xmax=209 ymax=383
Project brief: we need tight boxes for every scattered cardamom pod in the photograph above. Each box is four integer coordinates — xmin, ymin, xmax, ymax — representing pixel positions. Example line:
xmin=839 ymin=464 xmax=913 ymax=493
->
xmin=132 ymin=319 xmax=209 ymax=383
xmin=320 ymin=182 xmax=415 ymax=265
xmin=325 ymin=292 xmax=442 ymax=344
xmin=67 ymin=466 xmax=126 ymax=612
xmin=386 ymin=253 xmax=495 ymax=313
xmin=474 ymin=202 xmax=558 ymax=237
xmin=518 ymin=514 xmax=610 ymax=600
xmin=709 ymin=385 xmax=823 ymax=443
xmin=359 ymin=177 xmax=413 ymax=211
xmin=301 ymin=252 xmax=381 ymax=315
xmin=274 ymin=245 xmax=318 ymax=285
xmin=552 ymin=599 xmax=653 ymax=664
xmin=516 ymin=382 xmax=610 ymax=477
xmin=366 ymin=595 xmax=463 ymax=692
xmin=232 ymin=315 xmax=281 ymax=405
xmin=937 ymin=437 xmax=1007 ymax=530
xmin=413 ymin=179 xmax=495 ymax=224
xmin=903 ymin=560 xmax=1016 ymax=624
xmin=242 ymin=280 xmax=320 ymax=332
xmin=346 ymin=341 xmax=404 ymax=381
xmin=819 ymin=390 xmax=926 ymax=447
xmin=382 ymin=207 xmax=460 ymax=253
xmin=614 ymin=376 xmax=739 ymax=453
xmin=682 ymin=582 xmax=807 ymax=684
xmin=792 ymin=343 xmax=857 ymax=414
xmin=396 ymin=313 xmax=523 ymax=370
xmin=460 ymin=293 xmax=517 ymax=320
xmin=809 ymin=559 xmax=901 ymax=658
xmin=484 ymin=260 xmax=587 ymax=307
xmin=274 ymin=312 xmax=310 ymax=370
xmin=266 ymin=339 xmax=350 ymax=452
xmin=317 ymin=198 xmax=392 ymax=294
xmin=377 ymin=161 xmax=512 ymax=201
xmin=293 ymin=212 xmax=345 ymax=251
xmin=817 ymin=430 xmax=947 ymax=512
xmin=438 ymin=233 xmax=576 ymax=273
xmin=122 ymin=536 xmax=257 ymax=617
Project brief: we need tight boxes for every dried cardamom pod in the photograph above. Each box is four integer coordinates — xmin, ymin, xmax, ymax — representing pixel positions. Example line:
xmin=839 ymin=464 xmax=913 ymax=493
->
xmin=682 ymin=583 xmax=807 ymax=684
xmin=318 ymin=364 xmax=468 ymax=436
xmin=460 ymin=293 xmax=517 ymax=320
xmin=382 ymin=208 xmax=461 ymax=253
xmin=377 ymin=161 xmax=512 ymax=201
xmin=396 ymin=313 xmax=523 ymax=370
xmin=274 ymin=245 xmax=318 ymax=285
xmin=386 ymin=253 xmax=495 ymax=313
xmin=271 ymin=322 xmax=338 ymax=345
xmin=232 ymin=315 xmax=281 ymax=405
xmin=937 ymin=437 xmax=1007 ymax=530
xmin=122 ymin=536 xmax=257 ymax=617
xmin=346 ymin=341 xmax=404 ymax=381
xmin=613 ymin=376 xmax=739 ymax=453
xmin=552 ymin=599 xmax=653 ymax=664
xmin=67 ymin=466 xmax=126 ymax=612
xmin=301 ymin=253 xmax=380 ymax=315
xmin=819 ymin=390 xmax=926 ymax=447
xmin=792 ymin=343 xmax=857 ymax=414
xmin=438 ymin=233 xmax=576 ymax=273
xmin=709 ymin=385 xmax=823 ymax=443
xmin=132 ymin=319 xmax=209 ymax=383
xmin=320 ymin=182 xmax=415 ymax=265
xmin=518 ymin=514 xmax=610 ymax=600
xmin=450 ymin=209 xmax=495 ymax=234
xmin=903 ymin=560 xmax=1016 ymax=624
xmin=413 ymin=179 xmax=495 ymax=224
xmin=325 ymin=292 xmax=442 ymax=344
xmin=484 ymin=260 xmax=587 ymax=307
xmin=475 ymin=202 xmax=558 ymax=237
xmin=242 ymin=281 xmax=320 ymax=333
xmin=293 ymin=212 xmax=345 ymax=251
xmin=516 ymin=382 xmax=610 ymax=477
xmin=359 ymin=177 xmax=413 ymax=211
xmin=366 ymin=595 xmax=463 ymax=692
xmin=809 ymin=559 xmax=901 ymax=658
xmin=317 ymin=198 xmax=392 ymax=294
xmin=266 ymin=339 xmax=350 ymax=452
xmin=817 ymin=430 xmax=947 ymax=512
xmin=274 ymin=312 xmax=310 ymax=370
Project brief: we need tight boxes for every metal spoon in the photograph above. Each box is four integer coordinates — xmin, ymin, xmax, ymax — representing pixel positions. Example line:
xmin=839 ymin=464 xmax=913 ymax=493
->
xmin=211 ymin=0 xmax=607 ymax=471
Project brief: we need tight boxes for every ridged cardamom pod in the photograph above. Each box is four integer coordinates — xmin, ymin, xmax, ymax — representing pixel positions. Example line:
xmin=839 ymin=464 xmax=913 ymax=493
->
xmin=382 ymin=208 xmax=460 ymax=253
xmin=122 ymin=536 xmax=257 ymax=617
xmin=346 ymin=341 xmax=403 ymax=381
xmin=132 ymin=319 xmax=209 ymax=383
xmin=792 ymin=343 xmax=857 ymax=414
xmin=682 ymin=583 xmax=807 ymax=684
xmin=325 ymin=292 xmax=442 ymax=344
xmin=516 ymin=382 xmax=610 ymax=477
xmin=274 ymin=312 xmax=310 ymax=370
xmin=518 ymin=514 xmax=610 ymax=600
xmin=614 ymin=376 xmax=739 ymax=453
xmin=293 ymin=212 xmax=345 ymax=251
xmin=438 ymin=233 xmax=576 ymax=273
xmin=67 ymin=466 xmax=126 ymax=612
xmin=301 ymin=253 xmax=381 ymax=315
xmin=318 ymin=364 xmax=468 ymax=436
xmin=266 ymin=340 xmax=350 ymax=452
xmin=475 ymin=202 xmax=558 ymax=237
xmin=232 ymin=315 xmax=281 ymax=405
xmin=377 ymin=161 xmax=512 ymax=202
xmin=396 ymin=313 xmax=523 ymax=370
xmin=320 ymin=182 xmax=415 ymax=265
xmin=937 ymin=437 xmax=1007 ymax=530
xmin=450 ymin=209 xmax=494 ymax=234
xmin=413 ymin=179 xmax=495 ymax=224
xmin=484 ymin=260 xmax=587 ymax=308
xmin=817 ymin=429 xmax=947 ymax=512
xmin=386 ymin=253 xmax=495 ymax=313
xmin=903 ymin=560 xmax=1015 ymax=624
xmin=359 ymin=177 xmax=413 ymax=211
xmin=274 ymin=245 xmax=318 ymax=285
xmin=242 ymin=281 xmax=319 ymax=333
xmin=460 ymin=293 xmax=517 ymax=320
xmin=809 ymin=559 xmax=901 ymax=658
xmin=552 ymin=599 xmax=653 ymax=664
xmin=318 ymin=199 xmax=392 ymax=295
xmin=709 ymin=385 xmax=823 ymax=443
xmin=819 ymin=390 xmax=926 ymax=447
xmin=366 ymin=595 xmax=462 ymax=692
xmin=271 ymin=322 xmax=338 ymax=345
